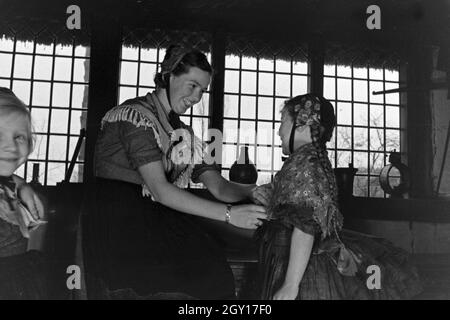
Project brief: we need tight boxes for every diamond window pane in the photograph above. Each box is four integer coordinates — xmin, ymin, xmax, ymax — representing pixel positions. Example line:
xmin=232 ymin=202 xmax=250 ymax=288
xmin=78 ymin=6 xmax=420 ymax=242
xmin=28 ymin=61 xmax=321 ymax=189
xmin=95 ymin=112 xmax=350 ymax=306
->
xmin=259 ymin=58 xmax=274 ymax=72
xmin=50 ymin=109 xmax=69 ymax=134
xmin=257 ymin=97 xmax=274 ymax=121
xmin=369 ymin=128 xmax=384 ymax=151
xmin=336 ymin=126 xmax=352 ymax=149
xmin=386 ymin=106 xmax=400 ymax=128
xmin=34 ymin=55 xmax=53 ymax=80
xmin=337 ymin=78 xmax=352 ymax=100
xmin=16 ymin=40 xmax=34 ymax=53
xmin=242 ymin=56 xmax=257 ymax=70
xmin=55 ymin=44 xmax=73 ymax=56
xmin=370 ymin=176 xmax=384 ymax=198
xmin=257 ymin=171 xmax=272 ymax=185
xmin=241 ymin=96 xmax=256 ymax=119
xmin=353 ymin=151 xmax=368 ymax=174
xmin=324 ymin=64 xmax=335 ymax=76
xmin=224 ymin=94 xmax=238 ymax=118
xmin=323 ymin=77 xmax=335 ymax=100
xmin=241 ymin=71 xmax=257 ymax=94
xmin=354 ymin=176 xmax=368 ymax=197
xmin=29 ymin=134 xmax=47 ymax=160
xmin=257 ymin=122 xmax=273 ymax=145
xmin=369 ymin=152 xmax=385 ymax=175
xmin=0 ymin=53 xmax=13 ymax=77
xmin=370 ymin=105 xmax=384 ymax=127
xmin=118 ymin=86 xmax=137 ymax=103
xmin=74 ymin=58 xmax=89 ymax=83
xmin=337 ymin=150 xmax=352 ymax=167
xmin=13 ymin=54 xmax=33 ymax=78
xmin=47 ymin=162 xmax=66 ymax=185
xmin=337 ymin=65 xmax=351 ymax=77
xmin=239 ymin=121 xmax=256 ymax=145
xmin=70 ymin=110 xmax=85 ymax=135
xmin=225 ymin=55 xmax=240 ymax=69
xmin=384 ymin=82 xmax=400 ymax=105
xmin=139 ymin=63 xmax=156 ymax=86
xmin=353 ymin=80 xmax=368 ymax=102
xmin=354 ymin=127 xmax=369 ymax=150
xmin=354 ymin=103 xmax=368 ymax=126
xmin=52 ymin=83 xmax=71 ymax=107
xmin=48 ymin=135 xmax=67 ymax=161
xmin=222 ymin=144 xmax=237 ymax=168
xmin=369 ymin=81 xmax=384 ymax=104
xmin=386 ymin=129 xmax=400 ymax=152
xmin=257 ymin=146 xmax=272 ymax=170
xmin=275 ymin=74 xmax=290 ymax=97
xmin=31 ymin=108 xmax=49 ymax=133
xmin=120 ymin=61 xmax=138 ymax=85
xmin=258 ymin=72 xmax=274 ymax=95
xmin=13 ymin=80 xmax=31 ymax=104
xmin=337 ymin=102 xmax=352 ymax=125
xmin=223 ymin=120 xmax=238 ymax=143
xmin=292 ymin=75 xmax=308 ymax=96
xmin=225 ymin=70 xmax=239 ymax=93
xmin=54 ymin=57 xmax=72 ymax=81
xmin=0 ymin=36 xmax=14 ymax=51
xmin=72 ymin=84 xmax=89 ymax=109
xmin=140 ymin=48 xmax=158 ymax=62
xmin=122 ymin=46 xmax=139 ymax=60
xmin=276 ymin=60 xmax=290 ymax=73
xmin=369 ymin=68 xmax=383 ymax=80
xmin=293 ymin=61 xmax=308 ymax=74
xmin=32 ymin=82 xmax=51 ymax=106
xmin=353 ymin=67 xmax=367 ymax=79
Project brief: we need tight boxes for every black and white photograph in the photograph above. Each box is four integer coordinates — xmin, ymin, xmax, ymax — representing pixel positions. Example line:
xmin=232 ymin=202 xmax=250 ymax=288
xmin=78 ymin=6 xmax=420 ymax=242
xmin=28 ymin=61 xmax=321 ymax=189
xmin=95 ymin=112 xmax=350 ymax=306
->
xmin=0 ymin=0 xmax=449 ymax=304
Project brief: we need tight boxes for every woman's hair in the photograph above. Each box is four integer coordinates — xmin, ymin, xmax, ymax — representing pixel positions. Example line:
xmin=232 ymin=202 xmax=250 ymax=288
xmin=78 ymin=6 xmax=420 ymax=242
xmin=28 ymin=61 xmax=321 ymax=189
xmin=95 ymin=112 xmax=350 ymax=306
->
xmin=281 ymin=94 xmax=336 ymax=146
xmin=0 ymin=87 xmax=34 ymax=152
xmin=154 ymin=45 xmax=213 ymax=88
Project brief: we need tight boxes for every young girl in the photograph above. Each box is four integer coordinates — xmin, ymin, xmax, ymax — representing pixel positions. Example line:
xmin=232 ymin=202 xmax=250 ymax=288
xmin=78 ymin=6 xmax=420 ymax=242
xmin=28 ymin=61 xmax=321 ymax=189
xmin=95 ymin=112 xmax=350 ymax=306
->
xmin=0 ymin=87 xmax=48 ymax=299
xmin=254 ymin=94 xmax=423 ymax=300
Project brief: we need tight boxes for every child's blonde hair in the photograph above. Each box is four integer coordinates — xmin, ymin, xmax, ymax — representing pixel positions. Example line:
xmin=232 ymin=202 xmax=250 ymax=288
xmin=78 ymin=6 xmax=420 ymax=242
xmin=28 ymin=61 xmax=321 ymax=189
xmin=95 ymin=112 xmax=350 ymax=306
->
xmin=0 ymin=87 xmax=34 ymax=153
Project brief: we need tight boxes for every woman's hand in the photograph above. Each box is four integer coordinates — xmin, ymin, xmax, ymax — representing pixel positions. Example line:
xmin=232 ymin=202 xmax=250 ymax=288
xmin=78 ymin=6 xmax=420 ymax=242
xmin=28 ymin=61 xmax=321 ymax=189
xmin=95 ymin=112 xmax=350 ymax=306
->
xmin=250 ymin=183 xmax=273 ymax=206
xmin=272 ymin=283 xmax=299 ymax=300
xmin=229 ymin=204 xmax=267 ymax=229
xmin=17 ymin=184 xmax=45 ymax=220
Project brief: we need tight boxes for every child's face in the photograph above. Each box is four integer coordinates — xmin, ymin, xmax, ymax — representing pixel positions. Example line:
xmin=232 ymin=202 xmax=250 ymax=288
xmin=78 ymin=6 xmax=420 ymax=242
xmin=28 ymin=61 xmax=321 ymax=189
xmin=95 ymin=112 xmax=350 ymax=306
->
xmin=0 ymin=112 xmax=31 ymax=176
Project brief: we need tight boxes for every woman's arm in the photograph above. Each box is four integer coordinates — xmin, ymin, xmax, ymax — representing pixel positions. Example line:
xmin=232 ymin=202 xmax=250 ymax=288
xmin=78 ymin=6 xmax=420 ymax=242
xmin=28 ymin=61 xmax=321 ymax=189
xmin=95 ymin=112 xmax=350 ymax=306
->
xmin=138 ymin=161 xmax=266 ymax=229
xmin=273 ymin=227 xmax=314 ymax=300
xmin=198 ymin=170 xmax=272 ymax=206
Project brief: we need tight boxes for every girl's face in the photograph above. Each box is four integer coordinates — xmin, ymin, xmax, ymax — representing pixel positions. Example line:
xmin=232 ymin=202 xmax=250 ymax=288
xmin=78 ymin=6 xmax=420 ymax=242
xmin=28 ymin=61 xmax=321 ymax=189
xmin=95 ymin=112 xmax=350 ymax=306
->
xmin=0 ymin=112 xmax=31 ymax=176
xmin=278 ymin=109 xmax=312 ymax=155
xmin=169 ymin=66 xmax=211 ymax=114
xmin=278 ymin=111 xmax=294 ymax=155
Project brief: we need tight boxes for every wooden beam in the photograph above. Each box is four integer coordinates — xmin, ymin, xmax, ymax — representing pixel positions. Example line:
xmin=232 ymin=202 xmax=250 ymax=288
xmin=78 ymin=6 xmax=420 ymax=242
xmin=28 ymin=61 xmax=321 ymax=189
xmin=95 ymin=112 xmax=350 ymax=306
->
xmin=308 ymin=34 xmax=325 ymax=95
xmin=406 ymin=47 xmax=435 ymax=197
xmin=83 ymin=16 xmax=122 ymax=183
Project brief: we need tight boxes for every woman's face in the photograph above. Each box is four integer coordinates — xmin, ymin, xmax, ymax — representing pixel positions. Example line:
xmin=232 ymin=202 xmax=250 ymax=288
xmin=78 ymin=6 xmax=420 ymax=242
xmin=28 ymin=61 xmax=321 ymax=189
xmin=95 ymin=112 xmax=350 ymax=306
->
xmin=169 ymin=66 xmax=211 ymax=114
xmin=0 ymin=112 xmax=31 ymax=176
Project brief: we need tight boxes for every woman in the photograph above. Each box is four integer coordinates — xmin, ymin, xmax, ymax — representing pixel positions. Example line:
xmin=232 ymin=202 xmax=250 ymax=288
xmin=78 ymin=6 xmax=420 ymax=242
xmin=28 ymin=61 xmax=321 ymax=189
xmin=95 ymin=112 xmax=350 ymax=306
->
xmin=88 ymin=44 xmax=269 ymax=299
xmin=252 ymin=94 xmax=423 ymax=300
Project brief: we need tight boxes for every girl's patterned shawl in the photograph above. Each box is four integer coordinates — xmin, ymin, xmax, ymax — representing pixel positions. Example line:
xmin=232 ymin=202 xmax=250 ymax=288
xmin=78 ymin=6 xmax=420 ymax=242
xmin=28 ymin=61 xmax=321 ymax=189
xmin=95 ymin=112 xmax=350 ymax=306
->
xmin=267 ymin=143 xmax=343 ymax=240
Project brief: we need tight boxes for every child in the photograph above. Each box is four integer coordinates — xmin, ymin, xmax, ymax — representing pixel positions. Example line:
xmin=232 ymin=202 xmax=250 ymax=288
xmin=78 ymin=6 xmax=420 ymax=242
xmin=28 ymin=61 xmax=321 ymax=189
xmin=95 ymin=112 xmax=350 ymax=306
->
xmin=254 ymin=94 xmax=423 ymax=300
xmin=0 ymin=87 xmax=48 ymax=299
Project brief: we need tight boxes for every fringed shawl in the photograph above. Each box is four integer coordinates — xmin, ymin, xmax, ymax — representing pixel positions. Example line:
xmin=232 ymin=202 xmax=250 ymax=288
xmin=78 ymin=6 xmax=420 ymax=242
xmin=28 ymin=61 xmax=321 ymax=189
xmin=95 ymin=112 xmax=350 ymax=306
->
xmin=101 ymin=91 xmax=204 ymax=196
